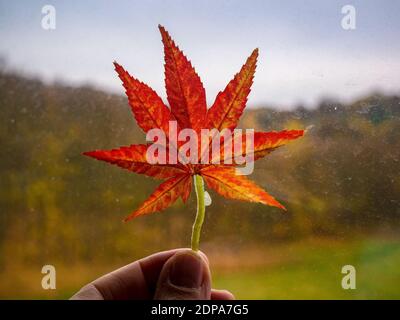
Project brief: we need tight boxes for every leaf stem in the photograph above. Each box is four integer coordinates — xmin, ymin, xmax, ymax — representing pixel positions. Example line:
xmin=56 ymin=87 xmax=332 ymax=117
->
xmin=191 ymin=175 xmax=205 ymax=251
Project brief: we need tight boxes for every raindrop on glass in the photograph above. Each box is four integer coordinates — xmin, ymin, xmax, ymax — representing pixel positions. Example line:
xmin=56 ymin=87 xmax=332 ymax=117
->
xmin=204 ymin=190 xmax=212 ymax=206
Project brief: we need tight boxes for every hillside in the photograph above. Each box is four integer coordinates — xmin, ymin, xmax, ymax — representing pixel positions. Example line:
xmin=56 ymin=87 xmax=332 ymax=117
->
xmin=0 ymin=70 xmax=399 ymax=266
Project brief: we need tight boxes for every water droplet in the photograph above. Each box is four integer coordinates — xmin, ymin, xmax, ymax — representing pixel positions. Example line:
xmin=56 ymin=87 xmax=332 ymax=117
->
xmin=204 ymin=191 xmax=212 ymax=206
xmin=305 ymin=124 xmax=315 ymax=132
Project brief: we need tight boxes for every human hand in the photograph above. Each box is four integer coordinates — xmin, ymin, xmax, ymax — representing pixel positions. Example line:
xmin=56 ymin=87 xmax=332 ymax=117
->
xmin=71 ymin=248 xmax=234 ymax=300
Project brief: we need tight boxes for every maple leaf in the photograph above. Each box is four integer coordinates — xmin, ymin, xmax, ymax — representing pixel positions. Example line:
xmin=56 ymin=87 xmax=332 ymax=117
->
xmin=83 ymin=25 xmax=304 ymax=230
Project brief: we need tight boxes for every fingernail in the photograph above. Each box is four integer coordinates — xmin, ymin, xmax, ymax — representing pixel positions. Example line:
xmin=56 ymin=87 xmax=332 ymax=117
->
xmin=169 ymin=252 xmax=203 ymax=288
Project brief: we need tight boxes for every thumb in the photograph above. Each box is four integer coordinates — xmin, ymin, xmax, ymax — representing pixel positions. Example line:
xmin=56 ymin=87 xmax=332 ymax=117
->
xmin=154 ymin=250 xmax=211 ymax=300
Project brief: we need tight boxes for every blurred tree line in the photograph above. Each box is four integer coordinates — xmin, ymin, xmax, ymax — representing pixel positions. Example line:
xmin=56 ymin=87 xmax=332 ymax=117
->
xmin=0 ymin=69 xmax=399 ymax=267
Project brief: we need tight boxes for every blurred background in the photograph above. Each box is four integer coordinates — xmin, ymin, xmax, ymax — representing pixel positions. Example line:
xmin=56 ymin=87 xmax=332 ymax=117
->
xmin=0 ymin=0 xmax=399 ymax=299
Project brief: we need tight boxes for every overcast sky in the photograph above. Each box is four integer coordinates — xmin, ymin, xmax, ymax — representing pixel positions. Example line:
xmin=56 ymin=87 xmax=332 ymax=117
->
xmin=1 ymin=0 xmax=399 ymax=109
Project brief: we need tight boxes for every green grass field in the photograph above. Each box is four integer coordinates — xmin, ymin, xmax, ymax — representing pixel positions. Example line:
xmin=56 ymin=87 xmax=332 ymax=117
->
xmin=1 ymin=237 xmax=399 ymax=299
xmin=212 ymin=238 xmax=400 ymax=299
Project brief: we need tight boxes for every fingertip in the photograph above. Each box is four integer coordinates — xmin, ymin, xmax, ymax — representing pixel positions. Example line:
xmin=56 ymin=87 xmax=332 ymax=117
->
xmin=196 ymin=250 xmax=210 ymax=266
xmin=211 ymin=289 xmax=235 ymax=300
xmin=168 ymin=248 xmax=210 ymax=266
xmin=154 ymin=249 xmax=212 ymax=300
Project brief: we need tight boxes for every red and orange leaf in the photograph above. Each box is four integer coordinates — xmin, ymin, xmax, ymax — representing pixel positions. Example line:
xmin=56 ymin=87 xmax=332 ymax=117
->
xmin=207 ymin=49 xmax=258 ymax=131
xmin=124 ymin=173 xmax=191 ymax=221
xmin=84 ymin=26 xmax=304 ymax=222
xmin=212 ymin=129 xmax=304 ymax=163
xmin=159 ymin=25 xmax=207 ymax=132
xmin=251 ymin=130 xmax=304 ymax=161
xmin=200 ymin=166 xmax=285 ymax=210
xmin=180 ymin=175 xmax=192 ymax=203
xmin=114 ymin=62 xmax=172 ymax=134
xmin=83 ymin=144 xmax=188 ymax=179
